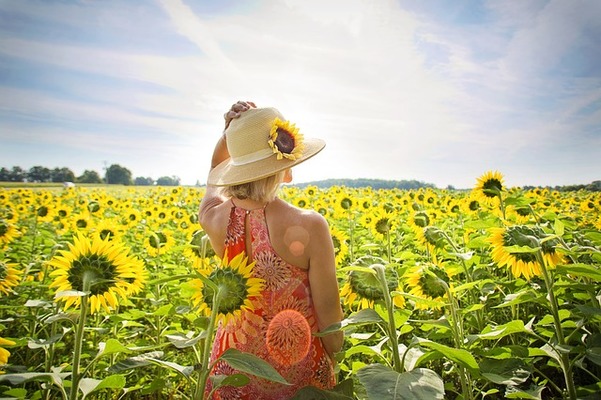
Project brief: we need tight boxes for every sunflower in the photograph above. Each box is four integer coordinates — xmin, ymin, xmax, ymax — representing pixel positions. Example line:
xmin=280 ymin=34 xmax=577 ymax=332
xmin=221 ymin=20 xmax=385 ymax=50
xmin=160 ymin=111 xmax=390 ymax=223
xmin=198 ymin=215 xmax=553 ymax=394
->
xmin=330 ymin=226 xmax=349 ymax=265
xmin=190 ymin=251 xmax=264 ymax=326
xmin=0 ymin=260 xmax=21 ymax=295
xmin=70 ymin=210 xmax=95 ymax=233
xmin=185 ymin=229 xmax=215 ymax=270
xmin=268 ymin=117 xmax=305 ymax=160
xmin=415 ymin=226 xmax=447 ymax=255
xmin=122 ymin=208 xmax=142 ymax=227
xmin=0 ymin=219 xmax=20 ymax=247
xmin=474 ymin=171 xmax=505 ymax=205
xmin=489 ymin=225 xmax=565 ymax=280
xmin=340 ymin=256 xmax=404 ymax=311
xmin=405 ymin=262 xmax=451 ymax=310
xmin=369 ymin=207 xmax=397 ymax=240
xmin=0 ymin=337 xmax=16 ymax=371
xmin=92 ymin=218 xmax=124 ymax=242
xmin=144 ymin=229 xmax=176 ymax=257
xmin=48 ymin=234 xmax=147 ymax=314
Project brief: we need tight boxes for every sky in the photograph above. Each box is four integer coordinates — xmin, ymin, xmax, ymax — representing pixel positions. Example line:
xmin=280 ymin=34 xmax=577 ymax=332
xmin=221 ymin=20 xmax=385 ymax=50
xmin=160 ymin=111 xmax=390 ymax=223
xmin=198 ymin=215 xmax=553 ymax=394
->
xmin=1 ymin=0 xmax=600 ymax=189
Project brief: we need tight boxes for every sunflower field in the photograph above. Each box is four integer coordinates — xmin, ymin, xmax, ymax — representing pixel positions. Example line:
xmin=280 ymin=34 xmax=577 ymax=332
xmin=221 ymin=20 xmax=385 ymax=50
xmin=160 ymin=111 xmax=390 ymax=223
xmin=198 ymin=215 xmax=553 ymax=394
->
xmin=1 ymin=171 xmax=600 ymax=400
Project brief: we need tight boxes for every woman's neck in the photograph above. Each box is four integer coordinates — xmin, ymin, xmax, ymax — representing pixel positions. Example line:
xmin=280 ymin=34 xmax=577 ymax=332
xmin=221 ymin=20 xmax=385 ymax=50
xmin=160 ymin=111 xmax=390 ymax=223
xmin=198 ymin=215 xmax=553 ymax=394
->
xmin=231 ymin=197 xmax=275 ymax=210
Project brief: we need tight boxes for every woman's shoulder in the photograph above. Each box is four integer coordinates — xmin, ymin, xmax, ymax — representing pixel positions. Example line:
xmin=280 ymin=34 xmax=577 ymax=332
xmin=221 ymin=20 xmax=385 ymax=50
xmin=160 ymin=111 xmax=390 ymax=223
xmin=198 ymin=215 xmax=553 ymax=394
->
xmin=273 ymin=198 xmax=329 ymax=229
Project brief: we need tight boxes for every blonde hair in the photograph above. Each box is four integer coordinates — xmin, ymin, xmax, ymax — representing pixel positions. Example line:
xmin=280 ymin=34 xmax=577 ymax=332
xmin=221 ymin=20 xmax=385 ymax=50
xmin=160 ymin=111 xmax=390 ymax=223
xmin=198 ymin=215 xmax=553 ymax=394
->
xmin=223 ymin=170 xmax=287 ymax=203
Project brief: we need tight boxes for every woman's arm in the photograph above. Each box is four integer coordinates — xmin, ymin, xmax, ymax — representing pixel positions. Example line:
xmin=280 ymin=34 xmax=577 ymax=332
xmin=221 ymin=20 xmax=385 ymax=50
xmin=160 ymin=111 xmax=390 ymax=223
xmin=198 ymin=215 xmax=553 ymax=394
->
xmin=199 ymin=101 xmax=256 ymax=223
xmin=307 ymin=213 xmax=344 ymax=359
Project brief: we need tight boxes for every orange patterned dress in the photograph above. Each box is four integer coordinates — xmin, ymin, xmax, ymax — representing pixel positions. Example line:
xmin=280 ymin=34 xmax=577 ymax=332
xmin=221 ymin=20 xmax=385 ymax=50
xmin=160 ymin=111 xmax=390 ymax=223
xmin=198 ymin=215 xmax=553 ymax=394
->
xmin=206 ymin=202 xmax=335 ymax=399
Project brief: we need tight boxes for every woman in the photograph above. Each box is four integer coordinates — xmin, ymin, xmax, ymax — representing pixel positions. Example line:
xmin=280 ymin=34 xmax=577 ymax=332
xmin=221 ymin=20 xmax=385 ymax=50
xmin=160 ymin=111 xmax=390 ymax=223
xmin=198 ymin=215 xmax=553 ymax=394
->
xmin=199 ymin=101 xmax=344 ymax=399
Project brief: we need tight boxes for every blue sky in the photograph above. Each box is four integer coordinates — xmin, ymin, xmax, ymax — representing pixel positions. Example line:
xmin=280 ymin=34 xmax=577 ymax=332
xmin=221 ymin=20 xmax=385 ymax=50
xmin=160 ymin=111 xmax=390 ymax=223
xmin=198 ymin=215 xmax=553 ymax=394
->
xmin=1 ymin=0 xmax=600 ymax=188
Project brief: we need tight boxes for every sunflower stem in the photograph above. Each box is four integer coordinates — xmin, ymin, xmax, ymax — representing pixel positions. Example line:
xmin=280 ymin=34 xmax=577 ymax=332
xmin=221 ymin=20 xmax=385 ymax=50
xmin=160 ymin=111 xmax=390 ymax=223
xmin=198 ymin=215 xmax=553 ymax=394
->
xmin=386 ymin=230 xmax=392 ymax=264
xmin=69 ymin=274 xmax=92 ymax=400
xmin=536 ymin=251 xmax=577 ymax=400
xmin=374 ymin=265 xmax=402 ymax=372
xmin=442 ymin=280 xmax=473 ymax=400
xmin=196 ymin=288 xmax=221 ymax=400
xmin=497 ymin=192 xmax=506 ymax=220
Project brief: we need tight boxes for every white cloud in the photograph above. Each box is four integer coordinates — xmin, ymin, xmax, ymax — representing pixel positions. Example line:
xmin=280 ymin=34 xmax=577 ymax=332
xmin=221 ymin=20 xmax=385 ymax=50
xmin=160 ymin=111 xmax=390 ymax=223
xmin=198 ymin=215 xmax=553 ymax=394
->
xmin=0 ymin=0 xmax=599 ymax=188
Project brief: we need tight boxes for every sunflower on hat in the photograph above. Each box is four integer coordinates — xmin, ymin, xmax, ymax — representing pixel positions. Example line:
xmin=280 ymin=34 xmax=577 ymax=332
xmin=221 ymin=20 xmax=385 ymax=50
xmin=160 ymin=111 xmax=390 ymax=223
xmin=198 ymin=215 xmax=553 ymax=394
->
xmin=268 ymin=118 xmax=305 ymax=160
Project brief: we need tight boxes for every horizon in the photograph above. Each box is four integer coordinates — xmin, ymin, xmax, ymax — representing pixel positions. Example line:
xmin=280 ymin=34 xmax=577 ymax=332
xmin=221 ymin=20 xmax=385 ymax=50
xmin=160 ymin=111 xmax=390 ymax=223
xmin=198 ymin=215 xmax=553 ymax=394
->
xmin=1 ymin=1 xmax=600 ymax=189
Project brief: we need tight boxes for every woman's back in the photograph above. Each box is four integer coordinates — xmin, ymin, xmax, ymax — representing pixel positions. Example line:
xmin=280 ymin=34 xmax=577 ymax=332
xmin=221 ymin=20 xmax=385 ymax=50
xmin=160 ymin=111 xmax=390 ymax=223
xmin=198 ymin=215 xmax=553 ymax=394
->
xmin=204 ymin=198 xmax=335 ymax=399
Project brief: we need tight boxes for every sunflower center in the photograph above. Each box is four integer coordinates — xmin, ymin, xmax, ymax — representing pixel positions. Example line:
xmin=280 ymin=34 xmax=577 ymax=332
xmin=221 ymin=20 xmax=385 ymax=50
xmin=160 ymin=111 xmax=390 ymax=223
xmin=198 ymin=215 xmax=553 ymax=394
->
xmin=67 ymin=254 xmax=118 ymax=295
xmin=149 ymin=232 xmax=167 ymax=249
xmin=0 ymin=222 xmax=8 ymax=236
xmin=274 ymin=128 xmax=295 ymax=154
xmin=423 ymin=226 xmax=445 ymax=247
xmin=501 ymin=225 xmax=558 ymax=262
xmin=349 ymin=267 xmax=398 ymax=301
xmin=37 ymin=206 xmax=49 ymax=218
xmin=375 ymin=218 xmax=391 ymax=235
xmin=99 ymin=229 xmax=115 ymax=240
xmin=417 ymin=266 xmax=448 ymax=298
xmin=340 ymin=197 xmax=353 ymax=210
xmin=469 ymin=200 xmax=480 ymax=211
xmin=203 ymin=269 xmax=249 ymax=314
xmin=482 ymin=179 xmax=503 ymax=198
xmin=189 ymin=231 xmax=205 ymax=258
xmin=413 ymin=211 xmax=430 ymax=227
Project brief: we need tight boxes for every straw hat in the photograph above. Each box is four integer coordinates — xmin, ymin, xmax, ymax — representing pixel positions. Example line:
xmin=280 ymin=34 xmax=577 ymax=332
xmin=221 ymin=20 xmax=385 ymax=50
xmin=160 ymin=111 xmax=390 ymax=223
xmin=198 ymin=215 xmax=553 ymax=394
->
xmin=208 ymin=107 xmax=325 ymax=186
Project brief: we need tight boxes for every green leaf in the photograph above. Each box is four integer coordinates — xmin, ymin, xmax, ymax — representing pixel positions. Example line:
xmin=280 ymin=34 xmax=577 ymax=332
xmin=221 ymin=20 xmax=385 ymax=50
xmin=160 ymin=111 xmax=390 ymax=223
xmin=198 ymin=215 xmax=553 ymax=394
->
xmin=28 ymin=334 xmax=63 ymax=349
xmin=0 ymin=371 xmax=69 ymax=386
xmin=219 ymin=348 xmax=289 ymax=385
xmin=97 ymin=339 xmax=132 ymax=358
xmin=107 ymin=351 xmax=164 ymax=373
xmin=493 ymin=291 xmax=540 ymax=308
xmin=414 ymin=338 xmax=480 ymax=376
xmin=357 ymin=364 xmax=444 ymax=399
xmin=480 ymin=358 xmax=530 ymax=386
xmin=505 ymin=384 xmax=544 ymax=399
xmin=585 ymin=347 xmax=601 ymax=366
xmin=344 ymin=345 xmax=387 ymax=363
xmin=211 ymin=373 xmax=250 ymax=389
xmin=468 ymin=320 xmax=531 ymax=342
xmin=315 ymin=308 xmax=385 ymax=336
xmin=80 ymin=375 xmax=126 ymax=399
xmin=151 ymin=304 xmax=174 ymax=316
xmin=290 ymin=385 xmax=354 ymax=399
xmin=554 ymin=219 xmax=565 ymax=237
xmin=165 ymin=333 xmax=203 ymax=349
xmin=556 ymin=263 xmax=601 ymax=282
xmin=147 ymin=358 xmax=194 ymax=379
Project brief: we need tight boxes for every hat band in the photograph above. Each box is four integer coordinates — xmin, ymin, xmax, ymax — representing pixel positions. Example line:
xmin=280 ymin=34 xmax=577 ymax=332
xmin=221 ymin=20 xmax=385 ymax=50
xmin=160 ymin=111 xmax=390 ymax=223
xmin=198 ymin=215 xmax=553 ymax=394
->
xmin=231 ymin=148 xmax=275 ymax=166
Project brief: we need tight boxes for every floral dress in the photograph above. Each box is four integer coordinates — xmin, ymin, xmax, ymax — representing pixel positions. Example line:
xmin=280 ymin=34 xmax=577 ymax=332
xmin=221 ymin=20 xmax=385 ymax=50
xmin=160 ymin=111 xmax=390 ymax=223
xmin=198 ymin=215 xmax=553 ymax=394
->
xmin=206 ymin=201 xmax=335 ymax=399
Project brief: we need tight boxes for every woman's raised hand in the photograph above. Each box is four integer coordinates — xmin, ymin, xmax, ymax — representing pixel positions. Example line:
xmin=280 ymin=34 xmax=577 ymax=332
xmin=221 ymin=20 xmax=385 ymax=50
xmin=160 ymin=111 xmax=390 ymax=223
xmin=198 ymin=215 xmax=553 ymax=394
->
xmin=224 ymin=100 xmax=256 ymax=130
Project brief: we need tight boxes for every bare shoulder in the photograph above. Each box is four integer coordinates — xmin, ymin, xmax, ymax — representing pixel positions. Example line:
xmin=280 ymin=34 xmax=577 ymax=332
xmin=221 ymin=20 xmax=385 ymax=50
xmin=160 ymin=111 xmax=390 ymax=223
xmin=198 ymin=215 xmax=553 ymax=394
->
xmin=274 ymin=198 xmax=329 ymax=230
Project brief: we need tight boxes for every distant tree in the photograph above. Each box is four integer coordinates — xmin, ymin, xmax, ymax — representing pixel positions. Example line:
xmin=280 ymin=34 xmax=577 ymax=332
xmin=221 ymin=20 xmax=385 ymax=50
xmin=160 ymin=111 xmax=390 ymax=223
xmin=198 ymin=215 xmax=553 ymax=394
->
xmin=51 ymin=167 xmax=75 ymax=183
xmin=77 ymin=170 xmax=103 ymax=184
xmin=0 ymin=167 xmax=10 ymax=181
xmin=9 ymin=166 xmax=26 ymax=182
xmin=134 ymin=176 xmax=154 ymax=186
xmin=586 ymin=180 xmax=601 ymax=192
xmin=156 ymin=176 xmax=180 ymax=186
xmin=105 ymin=164 xmax=132 ymax=185
xmin=28 ymin=166 xmax=51 ymax=182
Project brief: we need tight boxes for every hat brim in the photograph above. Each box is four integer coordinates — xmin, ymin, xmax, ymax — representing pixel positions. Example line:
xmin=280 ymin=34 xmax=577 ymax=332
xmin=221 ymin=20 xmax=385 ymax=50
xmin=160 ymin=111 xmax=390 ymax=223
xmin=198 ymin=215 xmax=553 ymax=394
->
xmin=207 ymin=137 xmax=325 ymax=186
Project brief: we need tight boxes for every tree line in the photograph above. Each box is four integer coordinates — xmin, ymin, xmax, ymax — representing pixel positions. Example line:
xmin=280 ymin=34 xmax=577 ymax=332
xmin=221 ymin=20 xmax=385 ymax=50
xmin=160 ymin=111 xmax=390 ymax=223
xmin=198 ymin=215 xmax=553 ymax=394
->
xmin=0 ymin=164 xmax=181 ymax=186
